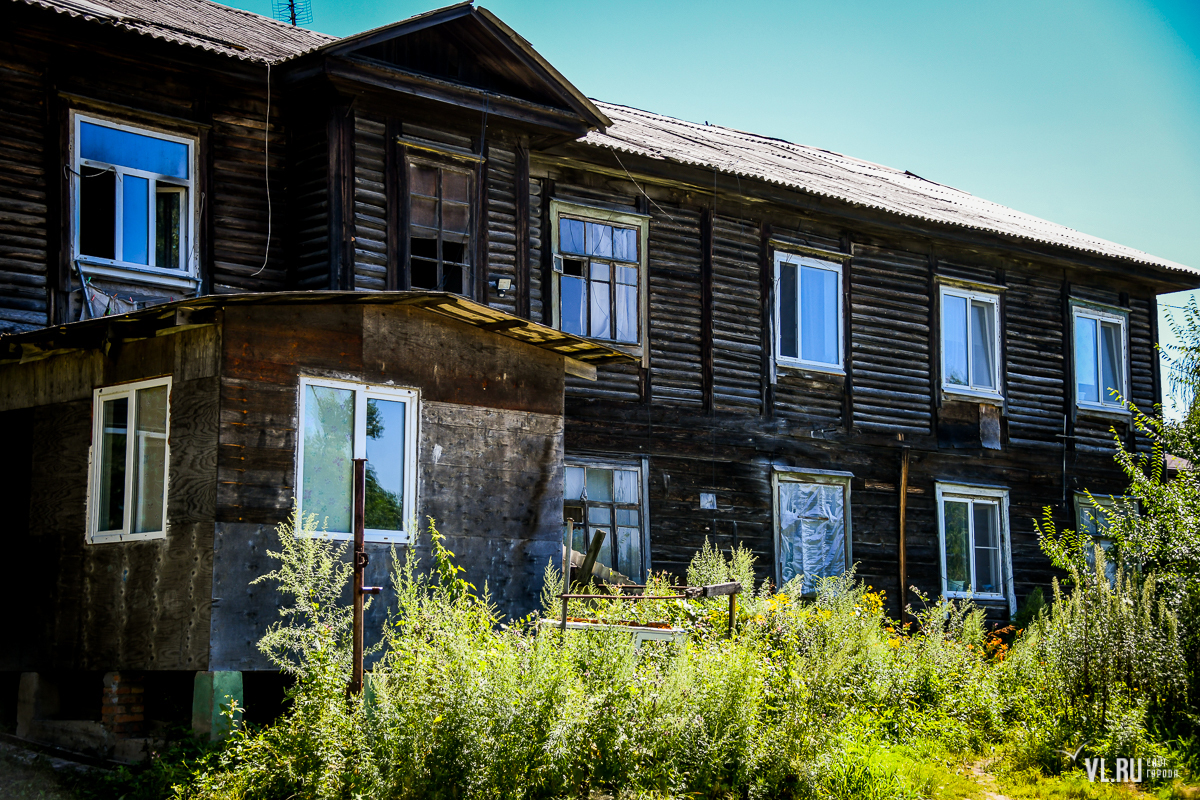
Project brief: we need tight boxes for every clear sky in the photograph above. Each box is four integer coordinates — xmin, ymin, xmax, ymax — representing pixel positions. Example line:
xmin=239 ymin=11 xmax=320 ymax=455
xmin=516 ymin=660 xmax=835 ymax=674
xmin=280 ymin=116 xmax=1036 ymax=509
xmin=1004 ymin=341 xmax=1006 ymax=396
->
xmin=227 ymin=0 xmax=1200 ymax=412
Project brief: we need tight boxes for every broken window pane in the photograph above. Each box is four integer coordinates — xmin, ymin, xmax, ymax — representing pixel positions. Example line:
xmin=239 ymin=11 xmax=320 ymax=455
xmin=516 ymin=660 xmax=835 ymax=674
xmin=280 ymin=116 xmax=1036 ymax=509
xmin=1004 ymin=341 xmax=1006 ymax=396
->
xmin=80 ymin=167 xmax=116 ymax=260
xmin=122 ymin=174 xmax=150 ymax=265
xmin=943 ymin=294 xmax=968 ymax=386
xmin=778 ymin=481 xmax=846 ymax=594
xmin=800 ymin=265 xmax=838 ymax=365
xmin=585 ymin=222 xmax=612 ymax=258
xmin=132 ymin=384 xmax=168 ymax=534
xmin=365 ymin=398 xmax=405 ymax=533
xmin=778 ymin=261 xmax=798 ymax=360
xmin=302 ymin=385 xmax=354 ymax=533
xmin=98 ymin=396 xmax=128 ymax=532
xmin=943 ymin=499 xmax=971 ymax=592
xmin=970 ymin=301 xmax=996 ymax=389
xmin=155 ymin=187 xmax=182 ymax=269
xmin=1076 ymin=315 xmax=1099 ymax=403
xmin=1101 ymin=321 xmax=1121 ymax=403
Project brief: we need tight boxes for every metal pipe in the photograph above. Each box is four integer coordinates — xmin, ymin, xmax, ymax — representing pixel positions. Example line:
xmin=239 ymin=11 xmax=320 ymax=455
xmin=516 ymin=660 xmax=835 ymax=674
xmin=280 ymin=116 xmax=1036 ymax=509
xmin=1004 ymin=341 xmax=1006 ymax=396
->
xmin=349 ymin=458 xmax=366 ymax=695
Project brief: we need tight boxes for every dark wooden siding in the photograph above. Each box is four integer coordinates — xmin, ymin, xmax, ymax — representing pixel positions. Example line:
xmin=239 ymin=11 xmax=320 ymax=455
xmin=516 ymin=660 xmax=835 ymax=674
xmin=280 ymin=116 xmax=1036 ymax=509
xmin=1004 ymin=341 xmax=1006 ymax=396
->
xmin=711 ymin=215 xmax=762 ymax=413
xmin=529 ymin=177 xmax=545 ymax=322
xmin=648 ymin=204 xmax=703 ymax=406
xmin=289 ymin=112 xmax=330 ymax=290
xmin=486 ymin=142 xmax=519 ymax=315
xmin=1005 ymin=272 xmax=1065 ymax=447
xmin=0 ymin=48 xmax=47 ymax=333
xmin=210 ymin=84 xmax=286 ymax=292
xmin=352 ymin=112 xmax=388 ymax=291
xmin=851 ymin=245 xmax=933 ymax=433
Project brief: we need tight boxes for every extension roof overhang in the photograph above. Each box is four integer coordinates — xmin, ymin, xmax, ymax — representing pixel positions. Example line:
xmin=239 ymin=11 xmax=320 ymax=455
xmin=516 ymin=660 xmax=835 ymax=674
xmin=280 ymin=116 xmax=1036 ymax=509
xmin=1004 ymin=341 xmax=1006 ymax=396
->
xmin=0 ymin=291 xmax=636 ymax=369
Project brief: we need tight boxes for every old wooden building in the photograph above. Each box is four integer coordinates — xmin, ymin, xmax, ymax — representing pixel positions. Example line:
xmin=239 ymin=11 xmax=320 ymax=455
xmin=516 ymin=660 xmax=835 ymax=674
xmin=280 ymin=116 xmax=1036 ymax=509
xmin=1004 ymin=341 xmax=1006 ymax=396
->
xmin=0 ymin=0 xmax=1196 ymax=754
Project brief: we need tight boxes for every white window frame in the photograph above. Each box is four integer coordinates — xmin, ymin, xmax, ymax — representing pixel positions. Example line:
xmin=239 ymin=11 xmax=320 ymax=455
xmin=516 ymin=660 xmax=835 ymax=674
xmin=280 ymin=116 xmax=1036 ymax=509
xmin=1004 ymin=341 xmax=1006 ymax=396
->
xmin=771 ymin=468 xmax=853 ymax=592
xmin=773 ymin=251 xmax=844 ymax=374
xmin=87 ymin=376 xmax=172 ymax=544
xmin=939 ymin=286 xmax=1003 ymax=400
xmin=564 ymin=455 xmax=651 ymax=583
xmin=71 ymin=112 xmax=198 ymax=291
xmin=296 ymin=377 xmax=419 ymax=544
xmin=549 ymin=200 xmax=649 ymax=365
xmin=1071 ymin=303 xmax=1129 ymax=413
xmin=936 ymin=482 xmax=1016 ymax=614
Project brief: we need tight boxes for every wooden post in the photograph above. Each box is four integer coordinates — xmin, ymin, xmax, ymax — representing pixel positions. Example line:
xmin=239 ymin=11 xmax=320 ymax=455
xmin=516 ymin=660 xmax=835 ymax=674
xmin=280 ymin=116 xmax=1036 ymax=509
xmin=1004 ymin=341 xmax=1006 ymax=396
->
xmin=898 ymin=447 xmax=910 ymax=617
xmin=350 ymin=458 xmax=367 ymax=695
xmin=728 ymin=591 xmax=737 ymax=639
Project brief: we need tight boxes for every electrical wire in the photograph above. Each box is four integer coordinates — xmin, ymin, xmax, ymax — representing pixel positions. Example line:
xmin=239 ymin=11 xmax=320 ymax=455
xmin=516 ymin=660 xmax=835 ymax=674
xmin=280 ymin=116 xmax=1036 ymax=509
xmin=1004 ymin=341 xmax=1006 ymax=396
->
xmin=252 ymin=61 xmax=272 ymax=277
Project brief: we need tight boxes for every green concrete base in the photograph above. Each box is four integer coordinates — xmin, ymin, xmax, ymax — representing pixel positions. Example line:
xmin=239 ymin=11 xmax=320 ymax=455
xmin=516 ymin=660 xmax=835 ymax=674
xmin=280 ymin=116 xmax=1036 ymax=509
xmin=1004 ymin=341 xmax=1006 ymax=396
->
xmin=192 ymin=671 xmax=243 ymax=740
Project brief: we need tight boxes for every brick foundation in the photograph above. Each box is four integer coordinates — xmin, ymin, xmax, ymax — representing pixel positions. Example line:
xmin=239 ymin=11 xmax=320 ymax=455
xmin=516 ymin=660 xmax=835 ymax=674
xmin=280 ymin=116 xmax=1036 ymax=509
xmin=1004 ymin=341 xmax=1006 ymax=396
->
xmin=101 ymin=671 xmax=145 ymax=738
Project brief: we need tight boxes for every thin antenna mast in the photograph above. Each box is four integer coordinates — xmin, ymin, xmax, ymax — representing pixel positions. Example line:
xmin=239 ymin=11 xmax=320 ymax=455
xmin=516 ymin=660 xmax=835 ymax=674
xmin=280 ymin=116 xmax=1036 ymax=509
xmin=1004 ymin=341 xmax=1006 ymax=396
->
xmin=271 ymin=0 xmax=312 ymax=26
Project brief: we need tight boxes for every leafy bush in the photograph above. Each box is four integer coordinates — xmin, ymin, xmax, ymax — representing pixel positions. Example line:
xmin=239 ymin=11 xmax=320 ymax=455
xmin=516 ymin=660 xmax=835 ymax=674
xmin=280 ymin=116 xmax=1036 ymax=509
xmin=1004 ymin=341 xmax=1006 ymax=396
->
xmin=172 ymin=511 xmax=1194 ymax=800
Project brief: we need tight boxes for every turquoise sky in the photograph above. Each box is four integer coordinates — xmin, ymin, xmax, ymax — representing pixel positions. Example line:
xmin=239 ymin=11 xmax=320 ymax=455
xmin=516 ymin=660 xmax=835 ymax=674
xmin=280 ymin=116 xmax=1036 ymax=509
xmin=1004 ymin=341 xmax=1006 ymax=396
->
xmin=229 ymin=0 xmax=1200 ymax=413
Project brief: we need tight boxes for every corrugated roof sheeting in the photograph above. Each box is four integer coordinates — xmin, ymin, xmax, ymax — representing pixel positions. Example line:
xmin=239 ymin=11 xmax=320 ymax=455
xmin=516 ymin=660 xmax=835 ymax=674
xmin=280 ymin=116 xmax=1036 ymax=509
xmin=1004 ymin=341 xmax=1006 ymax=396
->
xmin=586 ymin=102 xmax=1196 ymax=276
xmin=14 ymin=0 xmax=334 ymax=62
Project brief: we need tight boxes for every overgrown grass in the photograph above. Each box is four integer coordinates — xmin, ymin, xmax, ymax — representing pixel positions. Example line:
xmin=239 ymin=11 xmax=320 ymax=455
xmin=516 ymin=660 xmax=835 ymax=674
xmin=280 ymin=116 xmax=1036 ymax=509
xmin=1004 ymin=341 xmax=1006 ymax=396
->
xmin=161 ymin=513 xmax=1196 ymax=800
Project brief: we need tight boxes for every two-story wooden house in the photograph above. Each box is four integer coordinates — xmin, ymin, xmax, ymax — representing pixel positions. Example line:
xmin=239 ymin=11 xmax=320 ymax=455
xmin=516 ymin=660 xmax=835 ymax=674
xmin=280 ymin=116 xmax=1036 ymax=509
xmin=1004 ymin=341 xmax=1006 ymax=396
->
xmin=0 ymin=0 xmax=1195 ymax=754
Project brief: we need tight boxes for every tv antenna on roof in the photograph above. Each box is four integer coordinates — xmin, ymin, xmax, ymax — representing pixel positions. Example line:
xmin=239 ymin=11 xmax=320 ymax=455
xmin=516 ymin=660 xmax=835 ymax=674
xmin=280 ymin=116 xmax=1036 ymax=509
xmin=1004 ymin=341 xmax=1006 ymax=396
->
xmin=272 ymin=0 xmax=312 ymax=26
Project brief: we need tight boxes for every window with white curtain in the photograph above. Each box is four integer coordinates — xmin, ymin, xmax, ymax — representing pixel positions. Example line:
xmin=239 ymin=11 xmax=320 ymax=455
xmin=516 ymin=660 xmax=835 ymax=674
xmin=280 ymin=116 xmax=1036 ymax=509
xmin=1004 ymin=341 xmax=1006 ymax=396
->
xmin=296 ymin=378 xmax=418 ymax=543
xmin=88 ymin=377 xmax=171 ymax=543
xmin=774 ymin=252 xmax=843 ymax=371
xmin=773 ymin=471 xmax=852 ymax=594
xmin=940 ymin=286 xmax=1001 ymax=397
xmin=1072 ymin=305 xmax=1128 ymax=411
xmin=936 ymin=483 xmax=1011 ymax=603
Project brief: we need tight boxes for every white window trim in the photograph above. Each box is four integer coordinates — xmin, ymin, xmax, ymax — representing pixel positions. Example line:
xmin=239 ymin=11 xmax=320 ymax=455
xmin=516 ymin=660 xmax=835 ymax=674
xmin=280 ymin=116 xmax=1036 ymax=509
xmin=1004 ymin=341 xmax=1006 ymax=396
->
xmin=549 ymin=199 xmax=649 ymax=366
xmin=1070 ymin=304 xmax=1130 ymax=413
xmin=773 ymin=251 xmax=845 ymax=375
xmin=935 ymin=482 xmax=1016 ymax=614
xmin=939 ymin=286 xmax=1003 ymax=400
xmin=87 ymin=376 xmax=172 ymax=544
xmin=564 ymin=455 xmax=651 ymax=582
xmin=71 ymin=112 xmax=199 ymax=290
xmin=771 ymin=469 xmax=853 ymax=592
xmin=296 ymin=377 xmax=419 ymax=544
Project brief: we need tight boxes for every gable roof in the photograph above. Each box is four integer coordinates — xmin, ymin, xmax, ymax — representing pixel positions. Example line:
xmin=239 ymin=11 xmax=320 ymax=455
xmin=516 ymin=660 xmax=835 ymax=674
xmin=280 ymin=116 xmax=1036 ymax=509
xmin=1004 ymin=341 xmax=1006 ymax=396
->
xmin=13 ymin=0 xmax=334 ymax=61
xmin=585 ymin=102 xmax=1196 ymax=276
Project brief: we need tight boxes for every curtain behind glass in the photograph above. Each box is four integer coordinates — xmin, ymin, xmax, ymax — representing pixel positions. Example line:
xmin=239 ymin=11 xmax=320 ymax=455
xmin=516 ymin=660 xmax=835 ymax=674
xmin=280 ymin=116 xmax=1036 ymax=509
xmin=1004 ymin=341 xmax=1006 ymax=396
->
xmin=303 ymin=385 xmax=354 ymax=532
xmin=800 ymin=265 xmax=838 ymax=365
xmin=969 ymin=301 xmax=995 ymax=388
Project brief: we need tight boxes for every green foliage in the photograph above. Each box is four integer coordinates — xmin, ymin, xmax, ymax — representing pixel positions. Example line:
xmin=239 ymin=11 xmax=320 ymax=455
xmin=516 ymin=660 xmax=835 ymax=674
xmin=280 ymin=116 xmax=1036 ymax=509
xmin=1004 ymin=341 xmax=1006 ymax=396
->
xmin=169 ymin=513 xmax=1198 ymax=799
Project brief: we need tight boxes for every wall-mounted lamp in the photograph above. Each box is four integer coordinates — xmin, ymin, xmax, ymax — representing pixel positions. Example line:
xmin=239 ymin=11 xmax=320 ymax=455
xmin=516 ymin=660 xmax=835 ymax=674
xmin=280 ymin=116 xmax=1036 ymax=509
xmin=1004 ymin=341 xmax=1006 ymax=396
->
xmin=495 ymin=277 xmax=512 ymax=297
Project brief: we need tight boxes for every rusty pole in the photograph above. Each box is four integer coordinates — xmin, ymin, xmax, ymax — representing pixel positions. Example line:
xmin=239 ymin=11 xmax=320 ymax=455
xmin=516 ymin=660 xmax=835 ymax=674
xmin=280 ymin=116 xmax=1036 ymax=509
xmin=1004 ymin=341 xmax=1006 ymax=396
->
xmin=350 ymin=458 xmax=369 ymax=695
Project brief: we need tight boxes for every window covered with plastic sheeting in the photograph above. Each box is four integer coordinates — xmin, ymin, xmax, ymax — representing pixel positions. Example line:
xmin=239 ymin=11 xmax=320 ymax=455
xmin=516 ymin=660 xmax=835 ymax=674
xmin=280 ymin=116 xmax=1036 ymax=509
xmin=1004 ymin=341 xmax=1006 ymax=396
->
xmin=774 ymin=473 xmax=851 ymax=594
